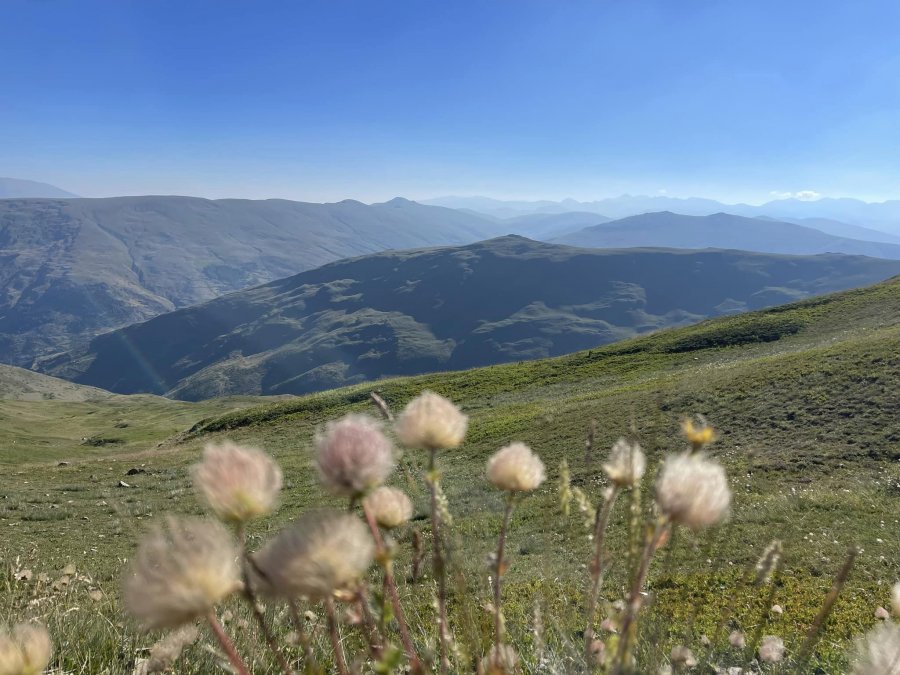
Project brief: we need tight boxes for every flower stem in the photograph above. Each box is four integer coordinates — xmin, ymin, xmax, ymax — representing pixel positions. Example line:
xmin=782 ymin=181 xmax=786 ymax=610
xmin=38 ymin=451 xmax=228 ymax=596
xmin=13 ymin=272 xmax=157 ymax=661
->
xmin=612 ymin=516 xmax=669 ymax=674
xmin=237 ymin=526 xmax=295 ymax=675
xmin=206 ymin=611 xmax=251 ymax=675
xmin=493 ymin=494 xmax=516 ymax=653
xmin=356 ymin=585 xmax=384 ymax=660
xmin=325 ymin=595 xmax=349 ymax=675
xmin=288 ymin=599 xmax=317 ymax=667
xmin=584 ymin=485 xmax=620 ymax=666
xmin=362 ymin=499 xmax=421 ymax=669
xmin=797 ymin=546 xmax=858 ymax=665
xmin=427 ymin=448 xmax=451 ymax=674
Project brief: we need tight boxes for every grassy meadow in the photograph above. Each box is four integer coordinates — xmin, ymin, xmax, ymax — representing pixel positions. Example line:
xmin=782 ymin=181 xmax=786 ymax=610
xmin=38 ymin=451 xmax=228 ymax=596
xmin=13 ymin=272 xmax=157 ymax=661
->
xmin=2 ymin=278 xmax=900 ymax=673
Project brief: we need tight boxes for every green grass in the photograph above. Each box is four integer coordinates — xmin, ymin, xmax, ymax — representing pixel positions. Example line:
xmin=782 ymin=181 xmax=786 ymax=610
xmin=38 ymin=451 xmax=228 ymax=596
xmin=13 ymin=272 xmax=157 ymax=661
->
xmin=2 ymin=278 xmax=900 ymax=672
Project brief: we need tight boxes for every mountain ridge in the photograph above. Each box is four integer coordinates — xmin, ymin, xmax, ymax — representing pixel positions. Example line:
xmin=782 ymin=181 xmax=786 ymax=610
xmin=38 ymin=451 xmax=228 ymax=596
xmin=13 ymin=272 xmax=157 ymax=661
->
xmin=43 ymin=235 xmax=900 ymax=400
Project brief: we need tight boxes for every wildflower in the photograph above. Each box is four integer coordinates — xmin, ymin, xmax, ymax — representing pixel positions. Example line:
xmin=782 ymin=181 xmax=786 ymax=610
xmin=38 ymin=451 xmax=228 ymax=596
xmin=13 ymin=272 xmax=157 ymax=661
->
xmin=670 ymin=645 xmax=697 ymax=668
xmin=124 ymin=517 xmax=240 ymax=630
xmin=559 ymin=459 xmax=573 ymax=516
xmin=364 ymin=486 xmax=413 ymax=529
xmin=315 ymin=414 xmax=394 ymax=497
xmin=394 ymin=391 xmax=468 ymax=450
xmin=875 ymin=606 xmax=891 ymax=620
xmin=771 ymin=604 xmax=784 ymax=615
xmin=892 ymin=582 xmax=900 ymax=617
xmin=145 ymin=625 xmax=199 ymax=673
xmin=481 ymin=644 xmax=520 ymax=674
xmin=0 ymin=623 xmax=52 ymax=675
xmin=487 ymin=442 xmax=546 ymax=492
xmin=682 ymin=418 xmax=716 ymax=450
xmin=252 ymin=511 xmax=374 ymax=601
xmin=758 ymin=635 xmax=785 ymax=664
xmin=729 ymin=630 xmax=746 ymax=649
xmin=192 ymin=441 xmax=282 ymax=524
xmin=754 ymin=539 xmax=782 ymax=585
xmin=656 ymin=452 xmax=731 ymax=530
xmin=603 ymin=438 xmax=646 ymax=487
xmin=853 ymin=621 xmax=900 ymax=674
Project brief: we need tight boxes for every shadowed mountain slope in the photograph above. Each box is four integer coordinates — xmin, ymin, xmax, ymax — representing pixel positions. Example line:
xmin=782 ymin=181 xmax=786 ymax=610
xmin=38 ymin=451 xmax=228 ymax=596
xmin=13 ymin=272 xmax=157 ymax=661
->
xmin=44 ymin=235 xmax=900 ymax=400
xmin=0 ymin=196 xmax=499 ymax=366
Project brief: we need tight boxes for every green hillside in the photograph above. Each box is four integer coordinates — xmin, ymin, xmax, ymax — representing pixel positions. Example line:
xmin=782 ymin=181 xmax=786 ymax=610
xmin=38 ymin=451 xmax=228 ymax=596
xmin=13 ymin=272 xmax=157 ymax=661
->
xmin=2 ymin=278 xmax=899 ymax=672
xmin=44 ymin=235 xmax=900 ymax=400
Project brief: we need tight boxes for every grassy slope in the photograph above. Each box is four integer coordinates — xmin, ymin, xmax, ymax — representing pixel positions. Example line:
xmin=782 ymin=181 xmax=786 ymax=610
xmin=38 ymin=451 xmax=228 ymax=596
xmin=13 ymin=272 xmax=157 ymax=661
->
xmin=2 ymin=278 xmax=899 ymax=672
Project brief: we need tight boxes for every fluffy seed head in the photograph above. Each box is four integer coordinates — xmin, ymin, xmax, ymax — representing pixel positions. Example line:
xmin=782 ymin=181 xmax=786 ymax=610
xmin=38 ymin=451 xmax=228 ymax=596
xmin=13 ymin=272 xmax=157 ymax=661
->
xmin=892 ymin=582 xmax=900 ymax=617
xmin=124 ymin=517 xmax=240 ymax=630
xmin=252 ymin=511 xmax=374 ymax=601
xmin=729 ymin=630 xmax=746 ymax=649
xmin=0 ymin=623 xmax=52 ymax=675
xmin=192 ymin=441 xmax=282 ymax=524
xmin=681 ymin=418 xmax=717 ymax=450
xmin=758 ymin=635 xmax=785 ymax=664
xmin=670 ymin=645 xmax=697 ymax=668
xmin=394 ymin=391 xmax=468 ymax=451
xmin=603 ymin=439 xmax=646 ymax=487
xmin=364 ymin=486 xmax=413 ymax=529
xmin=853 ymin=622 xmax=900 ymax=674
xmin=480 ymin=644 xmax=520 ymax=674
xmin=656 ymin=452 xmax=731 ymax=530
xmin=487 ymin=442 xmax=546 ymax=492
xmin=315 ymin=414 xmax=394 ymax=497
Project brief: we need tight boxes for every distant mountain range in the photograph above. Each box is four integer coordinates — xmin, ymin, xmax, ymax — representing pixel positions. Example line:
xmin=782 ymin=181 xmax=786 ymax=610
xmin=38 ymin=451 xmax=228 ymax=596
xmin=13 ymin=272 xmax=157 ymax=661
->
xmin=553 ymin=212 xmax=900 ymax=259
xmin=0 ymin=178 xmax=78 ymax=198
xmin=425 ymin=194 xmax=900 ymax=236
xmin=0 ymin=196 xmax=503 ymax=366
xmin=43 ymin=235 xmax=900 ymax=400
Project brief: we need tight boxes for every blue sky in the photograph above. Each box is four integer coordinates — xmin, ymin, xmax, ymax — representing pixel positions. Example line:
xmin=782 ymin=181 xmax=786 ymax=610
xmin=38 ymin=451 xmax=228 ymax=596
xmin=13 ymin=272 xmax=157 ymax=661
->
xmin=3 ymin=1 xmax=900 ymax=203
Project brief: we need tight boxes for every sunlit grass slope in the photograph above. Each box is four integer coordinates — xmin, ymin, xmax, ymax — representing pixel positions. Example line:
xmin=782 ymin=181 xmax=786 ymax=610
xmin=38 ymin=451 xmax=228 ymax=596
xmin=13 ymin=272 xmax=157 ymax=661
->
xmin=1 ymin=277 xmax=899 ymax=672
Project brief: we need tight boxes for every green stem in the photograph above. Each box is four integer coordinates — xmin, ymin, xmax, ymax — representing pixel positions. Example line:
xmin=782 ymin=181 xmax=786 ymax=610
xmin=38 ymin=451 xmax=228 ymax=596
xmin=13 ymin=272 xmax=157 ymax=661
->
xmin=493 ymin=494 xmax=516 ymax=653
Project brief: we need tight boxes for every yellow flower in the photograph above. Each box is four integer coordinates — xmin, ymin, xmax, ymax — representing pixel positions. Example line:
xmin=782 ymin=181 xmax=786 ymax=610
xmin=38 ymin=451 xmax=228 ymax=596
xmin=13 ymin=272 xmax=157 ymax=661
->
xmin=682 ymin=418 xmax=717 ymax=450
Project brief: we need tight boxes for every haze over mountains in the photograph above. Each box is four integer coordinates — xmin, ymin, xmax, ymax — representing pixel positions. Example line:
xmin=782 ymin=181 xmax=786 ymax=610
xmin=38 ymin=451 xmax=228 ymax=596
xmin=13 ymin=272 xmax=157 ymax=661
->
xmin=426 ymin=194 xmax=900 ymax=237
xmin=0 ymin=177 xmax=79 ymax=199
xmin=43 ymin=235 xmax=900 ymax=400
xmin=553 ymin=212 xmax=900 ymax=258
xmin=0 ymin=195 xmax=503 ymax=365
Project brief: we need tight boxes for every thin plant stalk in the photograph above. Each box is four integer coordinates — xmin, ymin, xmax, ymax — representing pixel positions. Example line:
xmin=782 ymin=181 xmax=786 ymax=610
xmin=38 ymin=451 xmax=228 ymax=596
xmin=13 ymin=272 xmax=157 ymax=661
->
xmin=325 ymin=595 xmax=349 ymax=675
xmin=288 ymin=599 xmax=318 ymax=667
xmin=362 ymin=500 xmax=421 ymax=668
xmin=237 ymin=526 xmax=295 ymax=675
xmin=206 ymin=610 xmax=252 ymax=675
xmin=613 ymin=516 xmax=670 ymax=674
xmin=584 ymin=485 xmax=620 ymax=665
xmin=797 ymin=547 xmax=859 ymax=665
xmin=427 ymin=448 xmax=451 ymax=674
xmin=356 ymin=585 xmax=385 ymax=660
xmin=493 ymin=493 xmax=516 ymax=653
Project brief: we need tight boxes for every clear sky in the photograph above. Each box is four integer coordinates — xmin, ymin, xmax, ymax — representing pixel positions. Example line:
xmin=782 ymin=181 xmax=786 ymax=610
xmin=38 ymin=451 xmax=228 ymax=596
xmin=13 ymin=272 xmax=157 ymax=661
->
xmin=3 ymin=1 xmax=900 ymax=203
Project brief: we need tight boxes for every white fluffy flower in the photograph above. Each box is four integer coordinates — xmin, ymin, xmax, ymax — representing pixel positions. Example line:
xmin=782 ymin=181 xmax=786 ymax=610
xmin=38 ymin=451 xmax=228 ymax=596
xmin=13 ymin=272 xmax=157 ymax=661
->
xmin=603 ymin=438 xmax=646 ymax=487
xmin=315 ymin=414 xmax=394 ymax=497
xmin=892 ymin=581 xmax=900 ymax=618
xmin=853 ymin=621 xmax=900 ymax=674
xmin=364 ymin=486 xmax=413 ymax=529
xmin=124 ymin=518 xmax=240 ymax=630
xmin=486 ymin=442 xmax=546 ymax=492
xmin=394 ymin=391 xmax=468 ymax=451
xmin=656 ymin=452 xmax=731 ymax=530
xmin=192 ymin=441 xmax=282 ymax=524
xmin=253 ymin=511 xmax=374 ymax=601
xmin=0 ymin=623 xmax=52 ymax=675
xmin=758 ymin=635 xmax=785 ymax=664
